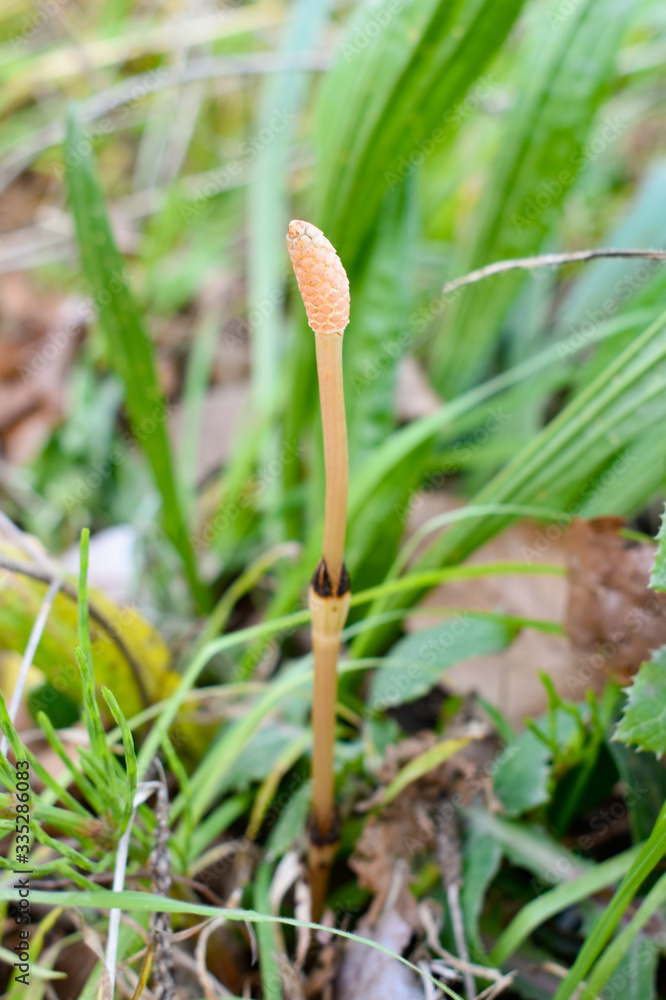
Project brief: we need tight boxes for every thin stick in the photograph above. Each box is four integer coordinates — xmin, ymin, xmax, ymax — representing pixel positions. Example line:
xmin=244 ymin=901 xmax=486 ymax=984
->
xmin=447 ymin=882 xmax=475 ymax=1000
xmin=287 ymin=220 xmax=351 ymax=917
xmin=441 ymin=247 xmax=666 ymax=296
xmin=106 ymin=780 xmax=162 ymax=999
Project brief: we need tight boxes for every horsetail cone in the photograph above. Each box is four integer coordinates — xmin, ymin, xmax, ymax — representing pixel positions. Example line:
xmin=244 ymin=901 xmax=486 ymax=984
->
xmin=286 ymin=219 xmax=350 ymax=594
xmin=286 ymin=220 xmax=350 ymax=335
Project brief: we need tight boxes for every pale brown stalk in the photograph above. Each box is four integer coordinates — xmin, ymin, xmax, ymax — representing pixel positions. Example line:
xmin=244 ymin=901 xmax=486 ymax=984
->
xmin=286 ymin=220 xmax=351 ymax=918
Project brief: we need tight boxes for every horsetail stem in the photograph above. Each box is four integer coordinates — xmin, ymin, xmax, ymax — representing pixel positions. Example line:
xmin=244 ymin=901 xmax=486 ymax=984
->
xmin=286 ymin=220 xmax=351 ymax=916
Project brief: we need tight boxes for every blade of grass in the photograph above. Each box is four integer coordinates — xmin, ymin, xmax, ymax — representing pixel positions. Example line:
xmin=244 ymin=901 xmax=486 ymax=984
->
xmin=249 ymin=0 xmax=329 ymax=412
xmin=182 ymin=792 xmax=252 ymax=866
xmin=380 ymin=737 xmax=470 ymax=808
xmin=64 ymin=106 xmax=207 ymax=611
xmin=316 ymin=0 xmax=527 ymax=270
xmin=101 ymin=686 xmax=137 ymax=831
xmin=551 ymin=802 xmax=666 ymax=1000
xmin=77 ymin=527 xmax=93 ymax=669
xmin=35 ymin=710 xmax=103 ymax=812
xmin=490 ymin=843 xmax=643 ymax=966
xmin=8 ymin=713 xmax=90 ymax=817
xmin=433 ymin=0 xmax=633 ymax=393
xmin=581 ymin=870 xmax=666 ymax=1000
xmin=254 ymin=861 xmax=283 ymax=1000
xmin=196 ymin=542 xmax=299 ymax=650
xmin=247 ymin=731 xmax=310 ymax=840
xmin=11 ymin=887 xmax=464 ymax=1000
xmin=75 ymin=648 xmax=115 ymax=790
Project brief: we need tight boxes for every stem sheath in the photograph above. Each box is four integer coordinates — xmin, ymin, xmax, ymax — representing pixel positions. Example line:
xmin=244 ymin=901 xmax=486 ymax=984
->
xmin=315 ymin=333 xmax=349 ymax=592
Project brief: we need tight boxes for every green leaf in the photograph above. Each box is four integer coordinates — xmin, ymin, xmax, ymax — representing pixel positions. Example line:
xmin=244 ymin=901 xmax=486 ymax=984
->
xmin=493 ymin=728 xmax=551 ymax=817
xmin=220 ymin=725 xmax=305 ymax=793
xmin=432 ymin=0 xmax=633 ymax=394
xmin=650 ymin=507 xmax=666 ymax=592
xmin=614 ymin=646 xmax=666 ymax=757
xmin=368 ymin=616 xmax=516 ymax=714
xmin=64 ymin=106 xmax=207 ymax=611
xmin=468 ymin=809 xmax=591 ymax=888
xmin=460 ymin=828 xmax=502 ymax=960
xmin=248 ymin=0 xmax=330 ymax=411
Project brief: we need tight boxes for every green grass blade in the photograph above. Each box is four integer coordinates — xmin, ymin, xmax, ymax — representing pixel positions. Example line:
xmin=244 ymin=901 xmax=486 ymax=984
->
xmin=75 ymin=647 xmax=108 ymax=765
xmin=8 ymin=888 xmax=463 ymax=999
xmin=552 ymin=802 xmax=666 ymax=999
xmin=101 ymin=685 xmax=137 ymax=829
xmin=490 ymin=843 xmax=642 ymax=966
xmin=64 ymin=105 xmax=207 ymax=611
xmin=380 ymin=737 xmax=470 ymax=807
xmin=249 ymin=0 xmax=330 ymax=411
xmin=253 ymin=862 xmax=282 ymax=1000
xmin=316 ymin=0 xmax=527 ymax=271
xmin=580 ymin=870 xmax=666 ymax=999
xmin=433 ymin=0 xmax=633 ymax=393
xmin=35 ymin=710 xmax=103 ymax=812
xmin=77 ymin=528 xmax=93 ymax=669
xmin=0 ymin=690 xmax=28 ymax=768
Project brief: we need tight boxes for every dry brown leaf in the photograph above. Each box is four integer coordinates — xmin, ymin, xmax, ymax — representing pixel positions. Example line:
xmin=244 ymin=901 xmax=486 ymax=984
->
xmin=564 ymin=516 xmax=666 ymax=688
xmin=404 ymin=493 xmax=572 ymax=724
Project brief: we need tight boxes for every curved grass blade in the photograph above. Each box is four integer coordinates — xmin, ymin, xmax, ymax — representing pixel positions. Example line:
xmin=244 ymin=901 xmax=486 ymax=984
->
xmin=8 ymin=887 xmax=464 ymax=1000
xmin=64 ymin=105 xmax=207 ymax=611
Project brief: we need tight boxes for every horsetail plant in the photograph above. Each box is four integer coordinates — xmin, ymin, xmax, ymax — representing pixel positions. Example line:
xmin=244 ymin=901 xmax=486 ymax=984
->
xmin=286 ymin=220 xmax=351 ymax=917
